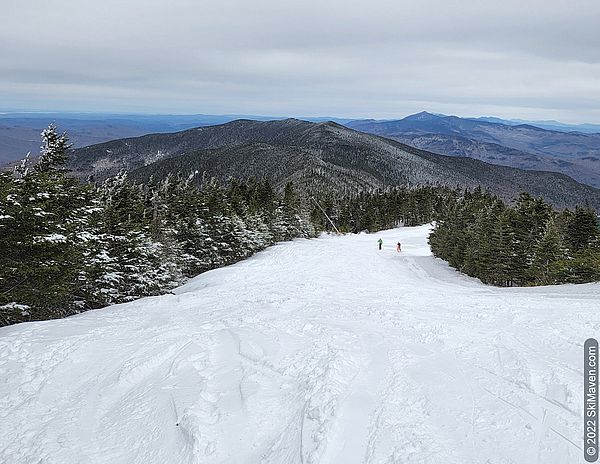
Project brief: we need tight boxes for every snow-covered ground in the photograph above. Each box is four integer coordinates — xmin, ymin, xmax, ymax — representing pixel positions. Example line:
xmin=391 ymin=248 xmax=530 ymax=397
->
xmin=1 ymin=225 xmax=597 ymax=464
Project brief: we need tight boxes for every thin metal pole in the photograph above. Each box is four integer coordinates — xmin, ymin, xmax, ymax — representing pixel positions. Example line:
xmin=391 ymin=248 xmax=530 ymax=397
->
xmin=311 ymin=197 xmax=341 ymax=234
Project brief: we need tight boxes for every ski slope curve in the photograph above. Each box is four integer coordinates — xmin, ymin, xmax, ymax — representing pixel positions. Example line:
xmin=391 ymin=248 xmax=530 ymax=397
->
xmin=1 ymin=225 xmax=598 ymax=464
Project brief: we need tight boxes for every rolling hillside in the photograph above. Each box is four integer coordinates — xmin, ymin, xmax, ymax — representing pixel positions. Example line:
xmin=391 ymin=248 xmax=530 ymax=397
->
xmin=68 ymin=118 xmax=600 ymax=209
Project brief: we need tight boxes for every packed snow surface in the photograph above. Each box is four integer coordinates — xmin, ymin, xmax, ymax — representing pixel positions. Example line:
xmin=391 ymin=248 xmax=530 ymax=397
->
xmin=1 ymin=225 xmax=597 ymax=464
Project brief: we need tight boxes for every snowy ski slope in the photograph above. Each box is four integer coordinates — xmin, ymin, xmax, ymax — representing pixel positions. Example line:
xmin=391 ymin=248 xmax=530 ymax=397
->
xmin=0 ymin=225 xmax=597 ymax=463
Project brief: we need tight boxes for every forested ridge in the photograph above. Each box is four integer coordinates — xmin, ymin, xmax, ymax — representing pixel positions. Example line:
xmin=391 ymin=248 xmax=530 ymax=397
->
xmin=69 ymin=118 xmax=600 ymax=210
xmin=1 ymin=126 xmax=598 ymax=326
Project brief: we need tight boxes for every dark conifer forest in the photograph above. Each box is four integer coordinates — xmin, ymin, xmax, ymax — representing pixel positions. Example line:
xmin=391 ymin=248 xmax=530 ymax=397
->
xmin=428 ymin=189 xmax=600 ymax=286
xmin=0 ymin=126 xmax=315 ymax=325
xmin=1 ymin=126 xmax=598 ymax=326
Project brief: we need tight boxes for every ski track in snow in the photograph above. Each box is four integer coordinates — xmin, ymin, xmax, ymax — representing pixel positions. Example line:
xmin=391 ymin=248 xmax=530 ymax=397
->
xmin=0 ymin=225 xmax=598 ymax=464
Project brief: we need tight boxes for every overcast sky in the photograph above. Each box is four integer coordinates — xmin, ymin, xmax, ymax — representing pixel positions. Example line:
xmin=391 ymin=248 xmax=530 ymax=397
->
xmin=1 ymin=0 xmax=599 ymax=123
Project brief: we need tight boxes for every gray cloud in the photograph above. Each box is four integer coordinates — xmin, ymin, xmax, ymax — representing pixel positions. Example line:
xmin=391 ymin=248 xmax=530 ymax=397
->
xmin=1 ymin=0 xmax=599 ymax=122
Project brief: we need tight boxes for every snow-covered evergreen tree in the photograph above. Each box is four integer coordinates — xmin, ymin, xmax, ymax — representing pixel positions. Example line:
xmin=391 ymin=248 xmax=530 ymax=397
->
xmin=36 ymin=123 xmax=71 ymax=173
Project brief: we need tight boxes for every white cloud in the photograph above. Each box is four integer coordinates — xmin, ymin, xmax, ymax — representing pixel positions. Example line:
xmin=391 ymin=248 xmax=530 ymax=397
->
xmin=1 ymin=0 xmax=599 ymax=122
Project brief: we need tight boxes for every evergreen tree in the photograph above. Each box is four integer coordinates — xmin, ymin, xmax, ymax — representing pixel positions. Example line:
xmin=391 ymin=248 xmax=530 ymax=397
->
xmin=531 ymin=218 xmax=562 ymax=285
xmin=35 ymin=123 xmax=71 ymax=173
xmin=566 ymin=207 xmax=598 ymax=252
xmin=0 ymin=125 xmax=92 ymax=321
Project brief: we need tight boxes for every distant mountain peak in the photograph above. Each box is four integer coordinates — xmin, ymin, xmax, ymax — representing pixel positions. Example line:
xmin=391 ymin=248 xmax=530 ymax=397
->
xmin=403 ymin=111 xmax=442 ymax=121
xmin=345 ymin=115 xmax=600 ymax=189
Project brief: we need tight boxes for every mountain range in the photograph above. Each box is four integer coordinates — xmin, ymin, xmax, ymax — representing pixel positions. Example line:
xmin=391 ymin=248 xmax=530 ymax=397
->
xmin=66 ymin=118 xmax=600 ymax=210
xmin=347 ymin=112 xmax=600 ymax=188
xmin=0 ymin=113 xmax=352 ymax=166
xmin=0 ymin=115 xmax=241 ymax=166
xmin=4 ymin=111 xmax=600 ymax=191
xmin=470 ymin=116 xmax=600 ymax=134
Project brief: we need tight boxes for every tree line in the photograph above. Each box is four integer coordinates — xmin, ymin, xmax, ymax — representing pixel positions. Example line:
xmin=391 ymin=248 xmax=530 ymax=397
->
xmin=309 ymin=186 xmax=457 ymax=233
xmin=428 ymin=188 xmax=599 ymax=286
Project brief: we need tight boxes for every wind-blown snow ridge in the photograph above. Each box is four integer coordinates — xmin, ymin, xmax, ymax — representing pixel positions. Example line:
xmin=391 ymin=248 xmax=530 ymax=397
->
xmin=0 ymin=225 xmax=597 ymax=463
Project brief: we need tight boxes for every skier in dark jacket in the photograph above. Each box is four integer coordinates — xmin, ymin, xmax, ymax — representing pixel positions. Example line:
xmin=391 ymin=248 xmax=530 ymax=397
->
xmin=396 ymin=241 xmax=402 ymax=252
xmin=378 ymin=238 xmax=383 ymax=250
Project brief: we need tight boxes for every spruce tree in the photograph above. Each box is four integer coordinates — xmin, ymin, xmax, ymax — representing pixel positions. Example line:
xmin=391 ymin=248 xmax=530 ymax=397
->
xmin=566 ymin=207 xmax=598 ymax=252
xmin=531 ymin=218 xmax=562 ymax=285
xmin=35 ymin=123 xmax=71 ymax=173
xmin=0 ymin=125 xmax=92 ymax=321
